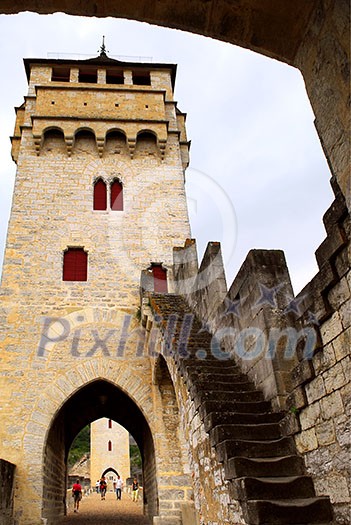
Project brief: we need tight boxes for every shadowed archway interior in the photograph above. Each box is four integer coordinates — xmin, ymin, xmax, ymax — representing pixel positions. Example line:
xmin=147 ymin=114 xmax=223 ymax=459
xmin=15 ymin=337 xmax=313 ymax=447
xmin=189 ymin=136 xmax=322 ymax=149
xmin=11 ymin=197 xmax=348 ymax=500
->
xmin=101 ymin=467 xmax=120 ymax=479
xmin=43 ymin=380 xmax=157 ymax=522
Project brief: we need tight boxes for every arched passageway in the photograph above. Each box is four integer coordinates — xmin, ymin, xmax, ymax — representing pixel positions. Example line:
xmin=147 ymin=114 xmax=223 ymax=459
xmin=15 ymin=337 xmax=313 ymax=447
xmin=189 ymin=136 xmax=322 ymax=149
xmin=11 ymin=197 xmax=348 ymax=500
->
xmin=43 ymin=380 xmax=157 ymax=523
xmin=101 ymin=466 xmax=120 ymax=479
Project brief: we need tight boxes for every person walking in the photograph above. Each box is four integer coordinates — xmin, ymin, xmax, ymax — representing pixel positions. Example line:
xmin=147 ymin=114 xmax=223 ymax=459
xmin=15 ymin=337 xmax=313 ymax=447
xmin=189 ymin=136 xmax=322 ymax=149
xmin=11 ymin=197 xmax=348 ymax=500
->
xmin=72 ymin=479 xmax=82 ymax=513
xmin=115 ymin=475 xmax=123 ymax=500
xmin=99 ymin=476 xmax=107 ymax=500
xmin=131 ymin=477 xmax=139 ymax=502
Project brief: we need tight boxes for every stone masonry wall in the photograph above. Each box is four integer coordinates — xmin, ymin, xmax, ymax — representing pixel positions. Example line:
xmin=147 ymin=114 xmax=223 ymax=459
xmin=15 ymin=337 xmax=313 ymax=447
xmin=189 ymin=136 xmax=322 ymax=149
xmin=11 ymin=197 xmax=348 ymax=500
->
xmin=172 ymin=176 xmax=350 ymax=523
xmin=0 ymin=59 xmax=192 ymax=524
xmin=295 ymin=0 xmax=350 ymax=208
xmin=286 ymin=179 xmax=350 ymax=524
xmin=174 ymin=241 xmax=301 ymax=410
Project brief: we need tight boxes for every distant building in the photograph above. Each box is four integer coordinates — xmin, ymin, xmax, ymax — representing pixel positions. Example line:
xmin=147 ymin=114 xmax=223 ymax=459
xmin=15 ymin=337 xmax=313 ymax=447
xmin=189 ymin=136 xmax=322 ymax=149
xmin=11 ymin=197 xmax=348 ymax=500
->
xmin=90 ymin=418 xmax=130 ymax=490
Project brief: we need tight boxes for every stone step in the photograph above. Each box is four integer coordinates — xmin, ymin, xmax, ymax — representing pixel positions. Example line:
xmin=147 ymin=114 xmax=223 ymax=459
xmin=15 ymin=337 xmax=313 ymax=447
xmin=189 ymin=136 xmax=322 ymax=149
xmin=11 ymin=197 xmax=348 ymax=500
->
xmin=224 ymin=455 xmax=305 ymax=479
xmin=210 ymin=422 xmax=281 ymax=445
xmin=231 ymin=476 xmax=315 ymax=501
xmin=199 ymin=400 xmax=273 ymax=419
xmin=204 ymin=411 xmax=284 ymax=433
xmin=178 ymin=358 xmax=240 ymax=374
xmin=184 ymin=363 xmax=242 ymax=374
xmin=244 ymin=497 xmax=333 ymax=524
xmin=193 ymin=389 xmax=264 ymax=409
xmin=190 ymin=380 xmax=255 ymax=393
xmin=187 ymin=371 xmax=248 ymax=383
xmin=216 ymin=436 xmax=296 ymax=462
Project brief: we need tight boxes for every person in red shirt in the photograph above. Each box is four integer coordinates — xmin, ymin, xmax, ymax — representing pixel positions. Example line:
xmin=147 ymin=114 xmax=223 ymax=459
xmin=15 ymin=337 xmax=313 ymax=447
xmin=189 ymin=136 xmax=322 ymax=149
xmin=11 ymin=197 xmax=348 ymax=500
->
xmin=72 ymin=479 xmax=82 ymax=513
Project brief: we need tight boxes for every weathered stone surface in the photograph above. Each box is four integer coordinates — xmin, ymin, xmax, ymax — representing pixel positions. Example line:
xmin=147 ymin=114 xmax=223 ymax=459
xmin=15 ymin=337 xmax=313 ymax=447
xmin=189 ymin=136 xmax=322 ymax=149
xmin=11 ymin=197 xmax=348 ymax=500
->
xmin=295 ymin=428 xmax=318 ymax=453
xmin=320 ymin=390 xmax=345 ymax=420
xmin=306 ymin=376 xmax=326 ymax=404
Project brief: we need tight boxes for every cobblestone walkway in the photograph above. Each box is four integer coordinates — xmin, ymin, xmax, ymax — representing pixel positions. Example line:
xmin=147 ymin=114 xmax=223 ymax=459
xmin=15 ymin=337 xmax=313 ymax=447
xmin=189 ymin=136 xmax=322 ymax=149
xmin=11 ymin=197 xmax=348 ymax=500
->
xmin=60 ymin=491 xmax=150 ymax=524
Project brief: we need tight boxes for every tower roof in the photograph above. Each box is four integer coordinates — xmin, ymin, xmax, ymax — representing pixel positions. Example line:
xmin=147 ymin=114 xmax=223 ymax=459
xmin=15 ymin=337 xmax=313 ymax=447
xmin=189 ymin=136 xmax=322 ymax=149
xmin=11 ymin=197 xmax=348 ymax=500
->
xmin=23 ymin=53 xmax=177 ymax=88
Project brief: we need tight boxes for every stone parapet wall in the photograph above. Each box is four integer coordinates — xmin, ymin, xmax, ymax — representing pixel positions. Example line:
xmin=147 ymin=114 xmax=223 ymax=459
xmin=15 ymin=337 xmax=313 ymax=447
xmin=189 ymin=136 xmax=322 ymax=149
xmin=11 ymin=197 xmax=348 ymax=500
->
xmin=174 ymin=241 xmax=301 ymax=409
xmin=286 ymin=179 xmax=350 ymax=523
xmin=171 ymin=175 xmax=350 ymax=523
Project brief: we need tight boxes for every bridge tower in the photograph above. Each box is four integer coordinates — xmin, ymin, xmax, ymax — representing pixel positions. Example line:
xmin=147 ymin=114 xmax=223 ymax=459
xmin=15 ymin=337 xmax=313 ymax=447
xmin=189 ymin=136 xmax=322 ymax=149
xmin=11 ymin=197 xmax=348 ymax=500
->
xmin=90 ymin=418 xmax=131 ymax=489
xmin=0 ymin=46 xmax=192 ymax=524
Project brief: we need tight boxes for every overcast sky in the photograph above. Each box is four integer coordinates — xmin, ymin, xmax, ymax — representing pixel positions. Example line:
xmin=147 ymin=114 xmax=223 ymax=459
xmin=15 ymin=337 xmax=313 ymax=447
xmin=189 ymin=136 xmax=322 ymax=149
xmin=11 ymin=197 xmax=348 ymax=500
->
xmin=0 ymin=13 xmax=333 ymax=294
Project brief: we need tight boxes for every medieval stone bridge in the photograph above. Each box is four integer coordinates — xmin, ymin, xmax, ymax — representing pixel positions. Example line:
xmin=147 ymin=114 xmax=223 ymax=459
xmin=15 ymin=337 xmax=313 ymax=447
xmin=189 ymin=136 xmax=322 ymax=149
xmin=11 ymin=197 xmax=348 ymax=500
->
xmin=0 ymin=2 xmax=349 ymax=525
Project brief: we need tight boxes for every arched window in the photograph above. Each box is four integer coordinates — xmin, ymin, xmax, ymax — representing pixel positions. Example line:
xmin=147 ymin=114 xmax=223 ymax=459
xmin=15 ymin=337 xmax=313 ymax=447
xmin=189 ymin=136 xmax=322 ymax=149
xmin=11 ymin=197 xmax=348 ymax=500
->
xmin=108 ymin=440 xmax=112 ymax=452
xmin=151 ymin=263 xmax=168 ymax=293
xmin=93 ymin=179 xmax=107 ymax=210
xmin=110 ymin=179 xmax=123 ymax=211
xmin=108 ymin=419 xmax=112 ymax=429
xmin=63 ymin=248 xmax=88 ymax=281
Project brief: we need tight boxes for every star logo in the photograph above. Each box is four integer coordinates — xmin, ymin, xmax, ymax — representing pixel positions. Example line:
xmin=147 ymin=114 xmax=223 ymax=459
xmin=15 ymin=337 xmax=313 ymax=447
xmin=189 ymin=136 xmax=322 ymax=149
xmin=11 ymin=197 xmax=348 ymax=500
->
xmin=306 ymin=310 xmax=320 ymax=326
xmin=255 ymin=283 xmax=285 ymax=309
xmin=224 ymin=297 xmax=242 ymax=318
xmin=284 ymin=295 xmax=307 ymax=316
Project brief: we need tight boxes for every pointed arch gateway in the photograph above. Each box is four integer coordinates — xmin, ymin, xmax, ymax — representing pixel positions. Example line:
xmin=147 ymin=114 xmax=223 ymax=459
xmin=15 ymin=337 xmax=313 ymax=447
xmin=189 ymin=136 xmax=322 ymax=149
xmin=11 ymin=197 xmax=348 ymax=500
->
xmin=42 ymin=379 xmax=158 ymax=523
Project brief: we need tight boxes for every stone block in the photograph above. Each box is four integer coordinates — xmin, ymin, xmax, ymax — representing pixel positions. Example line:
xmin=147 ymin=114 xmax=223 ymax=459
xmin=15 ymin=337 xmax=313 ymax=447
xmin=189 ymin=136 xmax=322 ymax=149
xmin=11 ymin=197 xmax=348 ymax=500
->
xmin=181 ymin=501 xmax=199 ymax=525
xmin=291 ymin=359 xmax=315 ymax=389
xmin=286 ymin=386 xmax=307 ymax=410
xmin=314 ymin=474 xmax=350 ymax=504
xmin=320 ymin=312 xmax=343 ymax=345
xmin=316 ymin=420 xmax=336 ymax=446
xmin=323 ymin=361 xmax=347 ymax=393
xmin=327 ymin=277 xmax=350 ymax=311
xmin=300 ymin=402 xmax=321 ymax=431
xmin=295 ymin=428 xmax=318 ymax=453
xmin=306 ymin=375 xmax=326 ymax=404
xmin=313 ymin=343 xmax=336 ymax=375
xmin=320 ymin=390 xmax=344 ymax=419
xmin=332 ymin=327 xmax=350 ymax=361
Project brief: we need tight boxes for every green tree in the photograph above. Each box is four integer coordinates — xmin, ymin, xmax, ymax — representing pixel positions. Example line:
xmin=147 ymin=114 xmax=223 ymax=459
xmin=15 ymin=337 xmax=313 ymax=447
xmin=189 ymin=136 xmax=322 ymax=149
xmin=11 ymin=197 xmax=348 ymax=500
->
xmin=68 ymin=425 xmax=90 ymax=468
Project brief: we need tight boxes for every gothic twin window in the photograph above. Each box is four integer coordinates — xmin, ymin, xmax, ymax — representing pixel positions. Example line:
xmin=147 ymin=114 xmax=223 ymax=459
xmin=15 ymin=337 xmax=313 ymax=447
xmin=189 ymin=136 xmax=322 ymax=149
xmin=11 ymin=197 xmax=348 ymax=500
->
xmin=93 ymin=178 xmax=123 ymax=211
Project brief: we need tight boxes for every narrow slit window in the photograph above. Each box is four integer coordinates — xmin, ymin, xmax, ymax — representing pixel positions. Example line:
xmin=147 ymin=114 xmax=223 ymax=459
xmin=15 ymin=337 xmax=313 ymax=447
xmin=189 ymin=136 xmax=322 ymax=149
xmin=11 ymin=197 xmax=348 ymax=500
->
xmin=108 ymin=419 xmax=112 ymax=429
xmin=108 ymin=440 xmax=112 ymax=452
xmin=63 ymin=248 xmax=88 ymax=281
xmin=93 ymin=179 xmax=107 ymax=210
xmin=110 ymin=180 xmax=123 ymax=211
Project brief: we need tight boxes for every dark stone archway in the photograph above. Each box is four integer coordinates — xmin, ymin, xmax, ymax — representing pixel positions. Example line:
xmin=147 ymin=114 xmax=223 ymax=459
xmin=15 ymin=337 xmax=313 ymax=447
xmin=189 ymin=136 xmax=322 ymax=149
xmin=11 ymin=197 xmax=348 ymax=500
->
xmin=0 ymin=1 xmax=348 ymax=205
xmin=101 ymin=467 xmax=119 ymax=478
xmin=43 ymin=380 xmax=157 ymax=524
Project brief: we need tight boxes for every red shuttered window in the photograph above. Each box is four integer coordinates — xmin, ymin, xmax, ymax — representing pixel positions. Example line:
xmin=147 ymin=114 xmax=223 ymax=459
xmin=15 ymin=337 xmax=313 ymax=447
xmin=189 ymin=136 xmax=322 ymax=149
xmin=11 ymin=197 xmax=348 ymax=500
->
xmin=152 ymin=265 xmax=168 ymax=293
xmin=110 ymin=180 xmax=123 ymax=211
xmin=93 ymin=179 xmax=107 ymax=210
xmin=63 ymin=248 xmax=88 ymax=281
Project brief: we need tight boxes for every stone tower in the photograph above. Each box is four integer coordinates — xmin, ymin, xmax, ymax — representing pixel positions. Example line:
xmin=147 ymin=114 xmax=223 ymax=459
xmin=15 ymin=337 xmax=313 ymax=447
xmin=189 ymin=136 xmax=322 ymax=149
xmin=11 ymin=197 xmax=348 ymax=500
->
xmin=0 ymin=48 xmax=193 ymax=524
xmin=90 ymin=418 xmax=130 ymax=488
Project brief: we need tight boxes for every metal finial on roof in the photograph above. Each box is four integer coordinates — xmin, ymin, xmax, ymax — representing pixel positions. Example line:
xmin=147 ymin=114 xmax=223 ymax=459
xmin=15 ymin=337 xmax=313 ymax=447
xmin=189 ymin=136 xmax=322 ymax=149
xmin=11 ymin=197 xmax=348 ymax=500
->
xmin=99 ymin=36 xmax=108 ymax=57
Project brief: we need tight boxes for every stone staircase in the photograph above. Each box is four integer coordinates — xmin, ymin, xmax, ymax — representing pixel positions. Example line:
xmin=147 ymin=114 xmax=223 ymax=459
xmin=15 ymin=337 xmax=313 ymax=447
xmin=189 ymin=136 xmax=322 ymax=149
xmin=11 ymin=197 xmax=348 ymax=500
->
xmin=148 ymin=293 xmax=333 ymax=525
